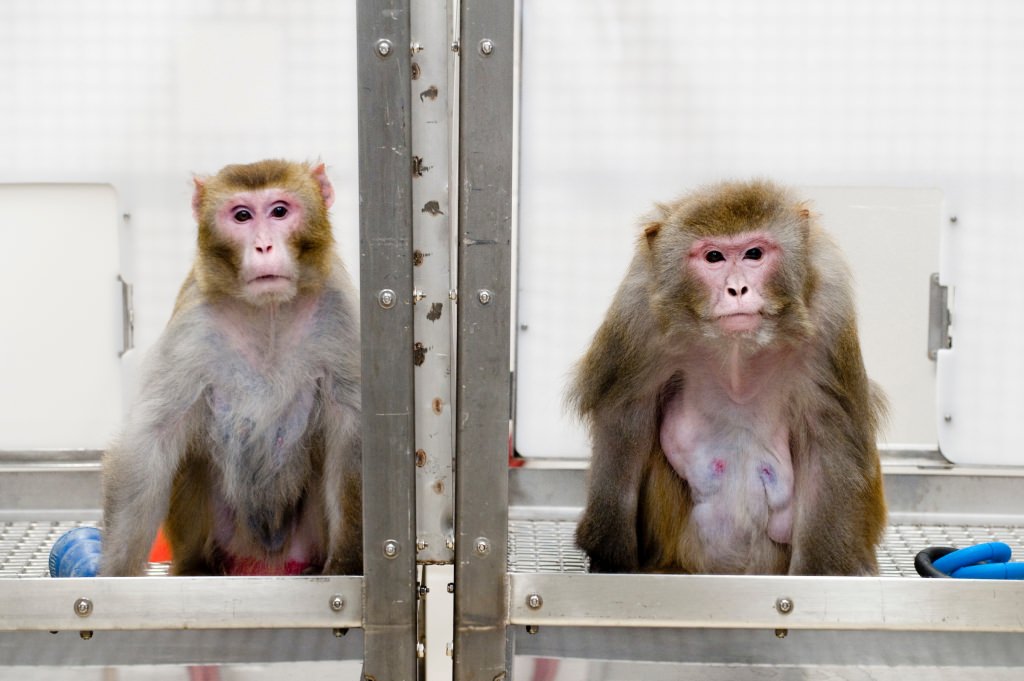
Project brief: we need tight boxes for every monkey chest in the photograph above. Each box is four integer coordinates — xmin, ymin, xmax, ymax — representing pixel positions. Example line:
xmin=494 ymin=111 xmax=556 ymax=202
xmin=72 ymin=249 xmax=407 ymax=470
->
xmin=659 ymin=390 xmax=795 ymax=545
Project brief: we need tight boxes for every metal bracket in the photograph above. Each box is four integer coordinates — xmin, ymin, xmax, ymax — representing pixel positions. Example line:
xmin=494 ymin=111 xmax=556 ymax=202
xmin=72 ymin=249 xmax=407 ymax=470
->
xmin=927 ymin=273 xmax=951 ymax=360
xmin=117 ymin=274 xmax=134 ymax=357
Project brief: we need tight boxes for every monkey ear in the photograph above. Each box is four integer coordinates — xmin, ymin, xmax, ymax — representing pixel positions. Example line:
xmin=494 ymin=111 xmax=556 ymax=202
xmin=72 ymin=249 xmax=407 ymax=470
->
xmin=643 ymin=221 xmax=662 ymax=247
xmin=191 ymin=176 xmax=207 ymax=223
xmin=311 ymin=162 xmax=335 ymax=209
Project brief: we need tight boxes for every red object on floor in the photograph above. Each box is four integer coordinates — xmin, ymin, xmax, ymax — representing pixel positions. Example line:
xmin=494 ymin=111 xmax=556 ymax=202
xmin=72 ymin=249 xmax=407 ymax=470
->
xmin=148 ymin=526 xmax=173 ymax=562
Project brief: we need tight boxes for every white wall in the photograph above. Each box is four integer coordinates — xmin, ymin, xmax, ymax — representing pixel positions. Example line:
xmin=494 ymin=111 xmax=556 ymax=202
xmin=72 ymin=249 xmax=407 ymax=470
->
xmin=0 ymin=0 xmax=359 ymax=448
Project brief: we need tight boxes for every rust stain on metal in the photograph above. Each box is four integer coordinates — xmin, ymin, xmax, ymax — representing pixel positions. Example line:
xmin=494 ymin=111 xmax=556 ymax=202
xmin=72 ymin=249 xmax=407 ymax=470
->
xmin=432 ymin=397 xmax=444 ymax=415
xmin=419 ymin=85 xmax=439 ymax=102
xmin=415 ymin=449 xmax=427 ymax=467
xmin=412 ymin=155 xmax=431 ymax=177
xmin=411 ymin=62 xmax=421 ymax=80
xmin=421 ymin=200 xmax=444 ymax=216
xmin=413 ymin=249 xmax=426 ymax=266
xmin=426 ymin=302 xmax=443 ymax=322
xmin=413 ymin=342 xmax=427 ymax=366
xmin=433 ymin=479 xmax=445 ymax=495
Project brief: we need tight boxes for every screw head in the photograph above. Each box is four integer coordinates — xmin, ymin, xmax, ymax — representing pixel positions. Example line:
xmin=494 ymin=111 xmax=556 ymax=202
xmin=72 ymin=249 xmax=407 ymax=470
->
xmin=474 ymin=537 xmax=491 ymax=556
xmin=776 ymin=597 xmax=794 ymax=614
xmin=383 ymin=539 xmax=400 ymax=558
xmin=378 ymin=289 xmax=397 ymax=309
xmin=526 ymin=593 xmax=543 ymax=610
xmin=416 ymin=539 xmax=428 ymax=552
xmin=477 ymin=289 xmax=493 ymax=305
xmin=375 ymin=39 xmax=393 ymax=58
xmin=526 ymin=624 xmax=539 ymax=635
xmin=74 ymin=598 xmax=93 ymax=617
xmin=479 ymin=39 xmax=495 ymax=56
xmin=775 ymin=628 xmax=789 ymax=639
xmin=330 ymin=595 xmax=345 ymax=612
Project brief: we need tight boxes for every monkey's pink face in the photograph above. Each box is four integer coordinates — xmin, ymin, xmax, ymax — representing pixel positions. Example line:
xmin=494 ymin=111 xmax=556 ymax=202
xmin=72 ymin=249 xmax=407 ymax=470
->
xmin=688 ymin=231 xmax=780 ymax=334
xmin=216 ymin=189 xmax=305 ymax=304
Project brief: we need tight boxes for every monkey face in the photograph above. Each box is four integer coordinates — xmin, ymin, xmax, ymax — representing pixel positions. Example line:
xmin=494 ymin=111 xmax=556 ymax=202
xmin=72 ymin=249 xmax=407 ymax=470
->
xmin=213 ymin=188 xmax=305 ymax=305
xmin=688 ymin=230 xmax=781 ymax=334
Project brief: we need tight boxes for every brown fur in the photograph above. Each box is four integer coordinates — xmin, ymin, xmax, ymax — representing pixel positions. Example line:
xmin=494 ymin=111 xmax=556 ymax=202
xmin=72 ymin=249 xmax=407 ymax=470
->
xmin=571 ymin=179 xmax=886 ymax=575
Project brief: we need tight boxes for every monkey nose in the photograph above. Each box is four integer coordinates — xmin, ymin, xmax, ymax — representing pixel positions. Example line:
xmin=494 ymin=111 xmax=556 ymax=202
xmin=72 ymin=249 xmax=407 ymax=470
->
xmin=727 ymin=285 xmax=749 ymax=297
xmin=255 ymin=244 xmax=274 ymax=254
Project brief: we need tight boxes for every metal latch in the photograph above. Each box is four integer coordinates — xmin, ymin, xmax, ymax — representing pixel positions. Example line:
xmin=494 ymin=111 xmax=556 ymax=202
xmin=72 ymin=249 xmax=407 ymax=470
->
xmin=927 ymin=273 xmax=951 ymax=360
xmin=118 ymin=274 xmax=134 ymax=357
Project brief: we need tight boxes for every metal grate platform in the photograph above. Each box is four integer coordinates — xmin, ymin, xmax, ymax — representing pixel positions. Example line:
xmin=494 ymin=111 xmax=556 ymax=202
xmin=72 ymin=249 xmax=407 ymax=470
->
xmin=0 ymin=520 xmax=169 ymax=578
xmin=507 ymin=517 xmax=1024 ymax=577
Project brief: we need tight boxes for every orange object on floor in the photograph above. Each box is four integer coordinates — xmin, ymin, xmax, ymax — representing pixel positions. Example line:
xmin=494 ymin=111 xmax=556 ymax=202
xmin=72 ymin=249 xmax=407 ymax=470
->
xmin=148 ymin=526 xmax=173 ymax=562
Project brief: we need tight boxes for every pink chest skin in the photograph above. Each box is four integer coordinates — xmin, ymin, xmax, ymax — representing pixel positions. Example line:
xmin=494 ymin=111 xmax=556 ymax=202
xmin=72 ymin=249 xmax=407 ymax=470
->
xmin=659 ymin=345 xmax=796 ymax=552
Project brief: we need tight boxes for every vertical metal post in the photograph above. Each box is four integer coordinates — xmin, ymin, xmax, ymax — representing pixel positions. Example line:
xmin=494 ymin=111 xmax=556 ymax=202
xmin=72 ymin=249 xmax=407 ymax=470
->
xmin=411 ymin=0 xmax=456 ymax=567
xmin=453 ymin=0 xmax=516 ymax=677
xmin=357 ymin=1 xmax=418 ymax=679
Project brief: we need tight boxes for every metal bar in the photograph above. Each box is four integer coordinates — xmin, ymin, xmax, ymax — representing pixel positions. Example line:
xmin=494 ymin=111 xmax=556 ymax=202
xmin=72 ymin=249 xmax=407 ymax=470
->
xmin=509 ymin=573 xmax=1024 ymax=632
xmin=356 ymin=0 xmax=419 ymax=678
xmin=453 ymin=0 xmax=515 ymax=677
xmin=0 ymin=576 xmax=362 ymax=631
xmin=411 ymin=0 xmax=456 ymax=566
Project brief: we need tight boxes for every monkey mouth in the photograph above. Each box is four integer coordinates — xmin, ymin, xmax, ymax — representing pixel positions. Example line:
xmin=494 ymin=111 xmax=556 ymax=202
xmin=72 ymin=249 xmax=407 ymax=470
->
xmin=717 ymin=312 xmax=762 ymax=333
xmin=249 ymin=275 xmax=291 ymax=284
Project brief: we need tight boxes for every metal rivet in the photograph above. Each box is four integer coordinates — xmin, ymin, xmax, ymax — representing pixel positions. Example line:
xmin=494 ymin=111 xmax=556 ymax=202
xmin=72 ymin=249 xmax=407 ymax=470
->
xmin=449 ymin=289 xmax=458 ymax=301
xmin=526 ymin=625 xmax=539 ymax=635
xmin=776 ymin=597 xmax=794 ymax=615
xmin=375 ymin=39 xmax=393 ymax=58
xmin=413 ymin=289 xmax=426 ymax=303
xmin=526 ymin=593 xmax=543 ymax=610
xmin=416 ymin=539 xmax=428 ymax=552
xmin=445 ymin=536 xmax=455 ymax=550
xmin=79 ymin=630 xmax=94 ymax=640
xmin=447 ymin=582 xmax=455 ymax=594
xmin=74 ymin=598 xmax=93 ymax=617
xmin=378 ymin=289 xmax=397 ymax=309
xmin=474 ymin=537 xmax=491 ymax=556
xmin=451 ymin=41 xmax=460 ymax=54
xmin=330 ymin=595 xmax=345 ymax=612
xmin=445 ymin=641 xmax=454 ymax=657
xmin=416 ymin=642 xmax=426 ymax=659
xmin=477 ymin=289 xmax=493 ymax=305
xmin=775 ymin=628 xmax=788 ymax=639
xmin=383 ymin=539 xmax=400 ymax=558
xmin=479 ymin=39 xmax=494 ymax=56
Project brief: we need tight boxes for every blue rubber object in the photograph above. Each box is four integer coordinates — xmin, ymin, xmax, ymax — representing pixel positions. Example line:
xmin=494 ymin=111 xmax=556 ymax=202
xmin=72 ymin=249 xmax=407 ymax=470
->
xmin=49 ymin=527 xmax=102 ymax=577
xmin=951 ymin=562 xmax=1024 ymax=580
xmin=931 ymin=541 xmax=1012 ymax=575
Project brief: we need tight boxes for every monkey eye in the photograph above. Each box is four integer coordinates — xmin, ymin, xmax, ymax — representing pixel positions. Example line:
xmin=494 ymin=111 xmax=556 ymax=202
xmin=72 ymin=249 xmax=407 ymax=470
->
xmin=704 ymin=250 xmax=725 ymax=263
xmin=744 ymin=247 xmax=763 ymax=260
xmin=233 ymin=208 xmax=253 ymax=223
xmin=270 ymin=205 xmax=289 ymax=219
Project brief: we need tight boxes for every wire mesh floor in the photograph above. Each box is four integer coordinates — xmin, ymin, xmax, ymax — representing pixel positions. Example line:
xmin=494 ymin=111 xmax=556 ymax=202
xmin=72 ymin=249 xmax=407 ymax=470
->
xmin=507 ymin=517 xmax=1024 ymax=577
xmin=6 ymin=516 xmax=1024 ymax=579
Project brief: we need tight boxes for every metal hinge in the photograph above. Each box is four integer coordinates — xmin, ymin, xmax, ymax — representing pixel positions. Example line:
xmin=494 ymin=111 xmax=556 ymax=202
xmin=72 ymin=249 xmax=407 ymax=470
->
xmin=927 ymin=273 xmax=951 ymax=360
xmin=118 ymin=274 xmax=134 ymax=357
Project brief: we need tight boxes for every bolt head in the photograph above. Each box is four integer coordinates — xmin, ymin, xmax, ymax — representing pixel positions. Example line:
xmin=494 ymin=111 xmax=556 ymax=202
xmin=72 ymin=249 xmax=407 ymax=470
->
xmin=329 ymin=595 xmax=345 ymax=612
xmin=378 ymin=289 xmax=397 ymax=309
xmin=74 ymin=598 xmax=92 ymax=617
xmin=776 ymin=597 xmax=794 ymax=614
xmin=383 ymin=539 xmax=400 ymax=558
xmin=526 ymin=593 xmax=543 ymax=610
xmin=375 ymin=39 xmax=393 ymax=58
xmin=474 ymin=537 xmax=491 ymax=556
xmin=477 ymin=289 xmax=493 ymax=305
xmin=479 ymin=39 xmax=495 ymax=56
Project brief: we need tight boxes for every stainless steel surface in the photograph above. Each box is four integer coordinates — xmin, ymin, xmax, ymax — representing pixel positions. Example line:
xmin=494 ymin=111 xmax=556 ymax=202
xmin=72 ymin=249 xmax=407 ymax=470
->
xmin=0 ymin=575 xmax=362 ymax=631
xmin=357 ymin=0 xmax=418 ymax=677
xmin=411 ymin=0 xmax=457 ymax=566
xmin=453 ymin=0 xmax=516 ymax=676
xmin=117 ymin=273 xmax=134 ymax=357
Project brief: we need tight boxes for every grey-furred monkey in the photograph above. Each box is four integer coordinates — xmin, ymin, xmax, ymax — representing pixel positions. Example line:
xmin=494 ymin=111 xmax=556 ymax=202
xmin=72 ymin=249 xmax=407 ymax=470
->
xmin=571 ymin=180 xmax=886 ymax=575
xmin=101 ymin=159 xmax=361 ymax=576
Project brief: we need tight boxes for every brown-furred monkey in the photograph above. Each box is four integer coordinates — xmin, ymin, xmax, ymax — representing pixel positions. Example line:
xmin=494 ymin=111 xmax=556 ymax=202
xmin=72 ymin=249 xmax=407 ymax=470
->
xmin=571 ymin=180 xmax=886 ymax=575
xmin=101 ymin=159 xmax=361 ymax=576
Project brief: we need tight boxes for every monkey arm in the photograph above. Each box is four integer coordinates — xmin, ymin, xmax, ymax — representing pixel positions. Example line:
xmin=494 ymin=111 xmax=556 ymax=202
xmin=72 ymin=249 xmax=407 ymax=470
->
xmin=787 ymin=327 xmax=887 ymax=576
xmin=319 ymin=386 xmax=362 ymax=576
xmin=100 ymin=336 xmax=207 ymax=577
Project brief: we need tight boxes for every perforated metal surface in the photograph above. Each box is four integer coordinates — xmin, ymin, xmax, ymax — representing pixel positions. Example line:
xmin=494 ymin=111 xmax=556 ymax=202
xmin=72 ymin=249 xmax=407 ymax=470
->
xmin=508 ymin=518 xmax=1024 ymax=577
xmin=0 ymin=520 xmax=168 ymax=578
